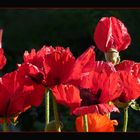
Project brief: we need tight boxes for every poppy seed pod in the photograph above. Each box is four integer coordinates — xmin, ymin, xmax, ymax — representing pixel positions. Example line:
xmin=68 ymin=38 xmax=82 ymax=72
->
xmin=104 ymin=48 xmax=120 ymax=65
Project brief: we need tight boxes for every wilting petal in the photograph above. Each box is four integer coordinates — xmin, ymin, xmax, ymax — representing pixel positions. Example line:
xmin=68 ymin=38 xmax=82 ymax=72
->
xmin=76 ymin=113 xmax=118 ymax=132
xmin=72 ymin=103 xmax=119 ymax=116
xmin=94 ymin=17 xmax=131 ymax=52
xmin=51 ymin=84 xmax=81 ymax=110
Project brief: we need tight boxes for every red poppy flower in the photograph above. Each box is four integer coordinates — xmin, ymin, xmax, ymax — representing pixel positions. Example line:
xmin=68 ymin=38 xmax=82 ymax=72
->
xmin=51 ymin=70 xmax=121 ymax=115
xmin=51 ymin=83 xmax=118 ymax=116
xmin=77 ymin=66 xmax=121 ymax=100
xmin=0 ymin=29 xmax=6 ymax=69
xmin=21 ymin=46 xmax=96 ymax=88
xmin=94 ymin=17 xmax=131 ymax=52
xmin=18 ymin=46 xmax=96 ymax=117
xmin=72 ymin=71 xmax=121 ymax=115
xmin=21 ymin=46 xmax=120 ymax=116
xmin=49 ymin=51 xmax=121 ymax=116
xmin=76 ymin=113 xmax=118 ymax=132
xmin=0 ymin=70 xmax=45 ymax=122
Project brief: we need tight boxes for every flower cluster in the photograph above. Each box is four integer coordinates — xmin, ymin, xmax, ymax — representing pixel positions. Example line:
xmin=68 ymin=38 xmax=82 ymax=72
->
xmin=0 ymin=16 xmax=140 ymax=132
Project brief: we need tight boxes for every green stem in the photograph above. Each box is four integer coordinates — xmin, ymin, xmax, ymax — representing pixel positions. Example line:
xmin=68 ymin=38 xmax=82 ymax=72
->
xmin=44 ymin=88 xmax=50 ymax=131
xmin=83 ymin=115 xmax=88 ymax=132
xmin=108 ymin=101 xmax=111 ymax=119
xmin=2 ymin=118 xmax=9 ymax=132
xmin=52 ymin=94 xmax=61 ymax=132
xmin=122 ymin=107 xmax=128 ymax=132
xmin=108 ymin=113 xmax=110 ymax=119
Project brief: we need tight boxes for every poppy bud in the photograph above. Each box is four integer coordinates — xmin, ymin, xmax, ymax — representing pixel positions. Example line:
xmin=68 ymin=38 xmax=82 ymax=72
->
xmin=94 ymin=16 xmax=131 ymax=53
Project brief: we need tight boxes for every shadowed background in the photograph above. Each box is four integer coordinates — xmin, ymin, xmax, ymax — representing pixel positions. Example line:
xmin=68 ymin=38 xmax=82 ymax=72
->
xmin=0 ymin=8 xmax=140 ymax=132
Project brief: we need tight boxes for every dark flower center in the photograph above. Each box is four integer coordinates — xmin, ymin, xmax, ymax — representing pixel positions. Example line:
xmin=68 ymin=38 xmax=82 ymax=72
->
xmin=54 ymin=77 xmax=60 ymax=85
xmin=80 ymin=88 xmax=101 ymax=106
xmin=29 ymin=73 xmax=44 ymax=84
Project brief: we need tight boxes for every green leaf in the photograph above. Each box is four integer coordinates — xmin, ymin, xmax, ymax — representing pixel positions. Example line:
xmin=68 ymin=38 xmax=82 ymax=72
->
xmin=10 ymin=117 xmax=19 ymax=126
xmin=130 ymin=101 xmax=140 ymax=111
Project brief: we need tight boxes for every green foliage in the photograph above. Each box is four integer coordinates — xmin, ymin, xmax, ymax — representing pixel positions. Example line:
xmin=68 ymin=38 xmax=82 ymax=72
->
xmin=130 ymin=100 xmax=140 ymax=111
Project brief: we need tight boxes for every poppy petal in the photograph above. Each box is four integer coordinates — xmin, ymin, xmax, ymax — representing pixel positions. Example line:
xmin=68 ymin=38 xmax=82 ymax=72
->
xmin=51 ymin=84 xmax=81 ymax=110
xmin=76 ymin=113 xmax=118 ymax=132
xmin=73 ymin=103 xmax=119 ymax=116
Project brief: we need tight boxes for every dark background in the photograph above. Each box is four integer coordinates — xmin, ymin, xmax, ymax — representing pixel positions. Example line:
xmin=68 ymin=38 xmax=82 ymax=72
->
xmin=0 ymin=9 xmax=140 ymax=132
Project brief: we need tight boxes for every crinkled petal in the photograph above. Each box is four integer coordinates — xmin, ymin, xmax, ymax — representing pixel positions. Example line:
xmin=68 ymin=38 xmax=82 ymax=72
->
xmin=43 ymin=47 xmax=75 ymax=86
xmin=118 ymin=71 xmax=140 ymax=102
xmin=72 ymin=103 xmax=119 ymax=116
xmin=51 ymin=84 xmax=81 ymax=110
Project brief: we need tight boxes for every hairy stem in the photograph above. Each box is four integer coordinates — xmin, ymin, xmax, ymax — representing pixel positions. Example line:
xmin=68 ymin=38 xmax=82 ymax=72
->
xmin=44 ymin=88 xmax=50 ymax=131
xmin=52 ymin=94 xmax=61 ymax=132
xmin=83 ymin=115 xmax=88 ymax=132
xmin=122 ymin=107 xmax=128 ymax=132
